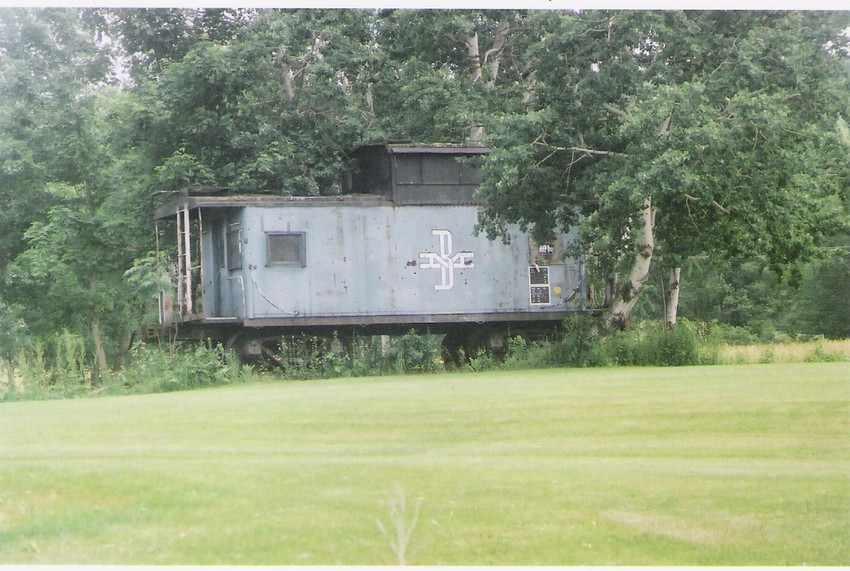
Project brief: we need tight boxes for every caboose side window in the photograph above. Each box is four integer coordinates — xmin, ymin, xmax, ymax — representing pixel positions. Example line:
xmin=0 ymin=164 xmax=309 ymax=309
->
xmin=394 ymin=154 xmax=482 ymax=187
xmin=395 ymin=155 xmax=422 ymax=184
xmin=226 ymin=227 xmax=242 ymax=271
xmin=267 ymin=232 xmax=306 ymax=267
xmin=422 ymin=155 xmax=460 ymax=184
xmin=214 ymin=227 xmax=225 ymax=269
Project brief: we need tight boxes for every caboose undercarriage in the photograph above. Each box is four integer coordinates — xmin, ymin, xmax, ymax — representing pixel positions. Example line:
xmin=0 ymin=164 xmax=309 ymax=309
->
xmin=148 ymin=311 xmax=572 ymax=367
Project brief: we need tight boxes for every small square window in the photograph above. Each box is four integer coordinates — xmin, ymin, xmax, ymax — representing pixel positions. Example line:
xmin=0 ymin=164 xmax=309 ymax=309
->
xmin=268 ymin=232 xmax=306 ymax=267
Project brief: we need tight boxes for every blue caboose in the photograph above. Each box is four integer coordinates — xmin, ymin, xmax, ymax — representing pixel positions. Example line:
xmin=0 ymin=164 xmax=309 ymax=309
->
xmin=153 ymin=144 xmax=586 ymax=362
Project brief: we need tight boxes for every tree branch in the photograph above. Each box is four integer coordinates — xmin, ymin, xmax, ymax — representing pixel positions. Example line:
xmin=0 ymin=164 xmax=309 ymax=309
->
xmin=711 ymin=200 xmax=731 ymax=214
xmin=603 ymin=102 xmax=628 ymax=117
xmin=683 ymin=193 xmax=731 ymax=215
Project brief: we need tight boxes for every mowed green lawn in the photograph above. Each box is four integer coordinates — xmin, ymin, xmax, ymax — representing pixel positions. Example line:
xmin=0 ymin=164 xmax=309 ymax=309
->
xmin=0 ymin=363 xmax=847 ymax=565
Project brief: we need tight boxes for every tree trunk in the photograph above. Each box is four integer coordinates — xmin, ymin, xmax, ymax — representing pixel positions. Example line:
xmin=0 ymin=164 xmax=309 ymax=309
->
xmin=465 ymin=19 xmax=510 ymax=144
xmin=89 ymin=275 xmax=109 ymax=383
xmin=277 ymin=47 xmax=296 ymax=104
xmin=484 ymin=19 xmax=511 ymax=88
xmin=465 ymin=32 xmax=484 ymax=143
xmin=602 ymin=197 xmax=655 ymax=331
xmin=466 ymin=32 xmax=482 ymax=83
xmin=665 ymin=266 xmax=682 ymax=329
xmin=4 ymin=359 xmax=14 ymax=392
xmin=113 ymin=327 xmax=134 ymax=371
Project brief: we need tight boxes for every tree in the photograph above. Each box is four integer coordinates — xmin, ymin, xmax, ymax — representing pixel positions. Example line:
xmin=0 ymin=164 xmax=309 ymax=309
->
xmin=0 ymin=9 xmax=109 ymax=270
xmin=375 ymin=10 xmax=525 ymax=143
xmin=783 ymin=251 xmax=850 ymax=339
xmin=0 ymin=301 xmax=28 ymax=390
xmin=0 ymin=10 xmax=151 ymax=376
xmin=116 ymin=9 xmax=390 ymax=195
xmin=475 ymin=11 xmax=850 ymax=331
xmin=101 ymin=8 xmax=255 ymax=81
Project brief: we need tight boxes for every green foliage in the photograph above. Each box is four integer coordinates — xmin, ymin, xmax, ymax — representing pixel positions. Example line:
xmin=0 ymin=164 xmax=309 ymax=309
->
xmin=5 ymin=332 xmax=91 ymax=400
xmin=599 ymin=321 xmax=703 ymax=367
xmin=498 ymin=336 xmax=536 ymax=370
xmin=700 ymin=322 xmax=760 ymax=346
xmin=0 ymin=301 xmax=28 ymax=385
xmin=111 ymin=342 xmax=244 ymax=394
xmin=803 ymin=342 xmax=846 ymax=363
xmin=100 ymin=8 xmax=254 ymax=80
xmin=475 ymin=11 xmax=850 ymax=326
xmin=463 ymin=347 xmax=497 ymax=372
xmin=489 ymin=317 xmax=713 ymax=369
xmin=385 ymin=331 xmax=443 ymax=374
xmin=265 ymin=332 xmax=443 ymax=380
xmin=3 ymin=339 xmax=245 ymax=401
xmin=10 ymin=342 xmax=48 ymax=398
xmin=783 ymin=253 xmax=850 ymax=339
xmin=52 ymin=329 xmax=90 ymax=388
xmin=552 ymin=315 xmax=607 ymax=367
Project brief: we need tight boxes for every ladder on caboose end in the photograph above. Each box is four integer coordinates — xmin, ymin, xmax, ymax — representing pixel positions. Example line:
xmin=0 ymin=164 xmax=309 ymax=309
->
xmin=175 ymin=207 xmax=199 ymax=317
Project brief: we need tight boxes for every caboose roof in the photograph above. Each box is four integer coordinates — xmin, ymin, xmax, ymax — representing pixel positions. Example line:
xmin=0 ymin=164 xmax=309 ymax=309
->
xmin=154 ymin=190 xmax=390 ymax=220
xmin=154 ymin=144 xmax=491 ymax=219
xmin=384 ymin=143 xmax=490 ymax=155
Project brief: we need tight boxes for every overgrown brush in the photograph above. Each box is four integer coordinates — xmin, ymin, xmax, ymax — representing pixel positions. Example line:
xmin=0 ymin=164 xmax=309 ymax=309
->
xmin=598 ymin=320 xmax=705 ymax=367
xmin=384 ymin=331 xmax=443 ymax=374
xmin=491 ymin=317 xmax=709 ymax=369
xmin=111 ymin=341 xmax=245 ymax=394
xmin=3 ymin=322 xmax=847 ymax=404
xmin=2 ymin=339 xmax=246 ymax=401
xmin=265 ymin=331 xmax=444 ymax=380
xmin=3 ymin=331 xmax=93 ymax=401
xmin=803 ymin=342 xmax=846 ymax=363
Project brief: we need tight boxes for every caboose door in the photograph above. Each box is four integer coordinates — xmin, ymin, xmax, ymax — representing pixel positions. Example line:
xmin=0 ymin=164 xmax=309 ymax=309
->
xmin=206 ymin=219 xmax=244 ymax=319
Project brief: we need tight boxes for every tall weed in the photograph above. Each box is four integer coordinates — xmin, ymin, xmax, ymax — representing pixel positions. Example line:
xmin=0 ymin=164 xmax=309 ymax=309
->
xmin=5 ymin=334 xmax=92 ymax=400
xmin=552 ymin=315 xmax=608 ymax=367
xmin=267 ymin=331 xmax=444 ymax=380
xmin=599 ymin=321 xmax=703 ymax=366
xmin=385 ymin=331 xmax=443 ymax=374
xmin=53 ymin=329 xmax=90 ymax=388
xmin=502 ymin=336 xmax=557 ymax=370
xmin=110 ymin=342 xmax=244 ymax=394
xmin=803 ymin=343 xmax=845 ymax=363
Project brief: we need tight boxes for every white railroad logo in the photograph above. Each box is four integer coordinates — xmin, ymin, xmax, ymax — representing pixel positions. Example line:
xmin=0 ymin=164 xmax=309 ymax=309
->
xmin=419 ymin=229 xmax=475 ymax=291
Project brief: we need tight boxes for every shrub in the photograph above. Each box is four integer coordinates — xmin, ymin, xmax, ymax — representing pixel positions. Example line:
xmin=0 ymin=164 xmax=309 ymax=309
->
xmin=112 ymin=341 xmax=244 ymax=394
xmin=464 ymin=347 xmax=497 ymax=372
xmin=385 ymin=331 xmax=443 ymax=374
xmin=52 ymin=329 xmax=90 ymax=389
xmin=703 ymin=322 xmax=760 ymax=346
xmin=6 ymin=333 xmax=92 ymax=400
xmin=648 ymin=322 xmax=701 ymax=366
xmin=597 ymin=320 xmax=703 ymax=367
xmin=15 ymin=341 xmax=49 ymax=390
xmin=502 ymin=336 xmax=557 ymax=370
xmin=552 ymin=315 xmax=607 ymax=367
xmin=803 ymin=343 xmax=846 ymax=363
xmin=263 ymin=332 xmax=444 ymax=380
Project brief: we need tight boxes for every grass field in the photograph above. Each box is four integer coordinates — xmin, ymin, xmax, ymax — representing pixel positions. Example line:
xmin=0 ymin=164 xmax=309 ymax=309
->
xmin=0 ymin=362 xmax=847 ymax=565
xmin=719 ymin=338 xmax=850 ymax=364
